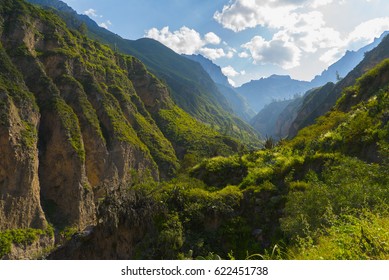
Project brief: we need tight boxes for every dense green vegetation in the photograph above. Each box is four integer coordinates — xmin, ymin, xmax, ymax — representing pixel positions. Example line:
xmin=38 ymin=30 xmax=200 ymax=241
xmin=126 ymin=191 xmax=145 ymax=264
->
xmin=0 ymin=227 xmax=54 ymax=258
xmin=118 ymin=57 xmax=389 ymax=260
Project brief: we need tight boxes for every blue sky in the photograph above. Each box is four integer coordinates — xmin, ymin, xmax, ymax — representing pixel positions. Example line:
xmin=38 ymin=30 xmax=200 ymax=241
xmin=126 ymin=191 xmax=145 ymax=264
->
xmin=61 ymin=0 xmax=389 ymax=86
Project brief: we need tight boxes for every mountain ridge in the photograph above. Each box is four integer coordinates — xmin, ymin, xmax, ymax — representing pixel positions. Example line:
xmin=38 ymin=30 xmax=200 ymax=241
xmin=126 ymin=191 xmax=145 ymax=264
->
xmin=26 ymin=0 xmax=260 ymax=146
xmin=184 ymin=53 xmax=255 ymax=121
xmin=236 ymin=74 xmax=311 ymax=113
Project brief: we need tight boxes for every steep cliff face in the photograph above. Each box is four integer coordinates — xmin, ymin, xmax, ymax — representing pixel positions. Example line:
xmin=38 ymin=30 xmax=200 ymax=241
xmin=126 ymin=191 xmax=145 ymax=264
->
xmin=0 ymin=0 xmax=161 ymax=229
xmin=0 ymin=44 xmax=46 ymax=230
xmin=0 ymin=0 xmax=242 ymax=240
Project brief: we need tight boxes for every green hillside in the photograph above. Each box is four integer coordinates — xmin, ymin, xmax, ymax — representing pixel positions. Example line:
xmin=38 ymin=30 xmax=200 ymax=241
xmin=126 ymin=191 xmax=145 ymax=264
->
xmin=48 ymin=57 xmax=389 ymax=260
xmin=26 ymin=0 xmax=260 ymax=147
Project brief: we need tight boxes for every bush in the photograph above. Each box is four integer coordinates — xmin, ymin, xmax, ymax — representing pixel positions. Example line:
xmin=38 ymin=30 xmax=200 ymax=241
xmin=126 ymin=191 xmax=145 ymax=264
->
xmin=281 ymin=156 xmax=389 ymax=240
xmin=0 ymin=228 xmax=49 ymax=258
xmin=190 ymin=156 xmax=247 ymax=189
xmin=288 ymin=211 xmax=389 ymax=260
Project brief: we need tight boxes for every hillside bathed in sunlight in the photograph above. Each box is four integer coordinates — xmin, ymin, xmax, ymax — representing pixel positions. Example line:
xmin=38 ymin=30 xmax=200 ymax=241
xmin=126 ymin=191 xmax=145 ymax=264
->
xmin=0 ymin=0 xmax=388 ymax=260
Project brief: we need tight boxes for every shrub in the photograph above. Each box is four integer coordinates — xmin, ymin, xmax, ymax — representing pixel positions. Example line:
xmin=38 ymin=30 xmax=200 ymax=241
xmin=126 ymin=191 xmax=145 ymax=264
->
xmin=288 ymin=211 xmax=389 ymax=260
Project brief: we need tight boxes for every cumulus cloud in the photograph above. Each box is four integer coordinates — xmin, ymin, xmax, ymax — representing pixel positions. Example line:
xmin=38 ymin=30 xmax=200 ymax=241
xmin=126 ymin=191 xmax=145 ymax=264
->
xmin=222 ymin=65 xmax=246 ymax=86
xmin=227 ymin=78 xmax=236 ymax=87
xmin=320 ymin=17 xmax=389 ymax=64
xmin=238 ymin=51 xmax=249 ymax=58
xmin=222 ymin=65 xmax=240 ymax=77
xmin=242 ymin=35 xmax=301 ymax=69
xmin=226 ymin=51 xmax=234 ymax=58
xmin=214 ymin=0 xmax=295 ymax=32
xmin=311 ymin=0 xmax=333 ymax=8
xmin=204 ymin=32 xmax=221 ymax=45
xmin=146 ymin=26 xmax=204 ymax=55
xmin=84 ymin=8 xmax=111 ymax=29
xmin=319 ymin=48 xmax=343 ymax=64
xmin=346 ymin=17 xmax=389 ymax=50
xmin=272 ymin=11 xmax=342 ymax=53
xmin=199 ymin=48 xmax=226 ymax=60
xmin=84 ymin=8 xmax=98 ymax=17
xmin=99 ymin=20 xmax=112 ymax=30
xmin=214 ymin=0 xmax=359 ymax=69
xmin=146 ymin=26 xmax=231 ymax=60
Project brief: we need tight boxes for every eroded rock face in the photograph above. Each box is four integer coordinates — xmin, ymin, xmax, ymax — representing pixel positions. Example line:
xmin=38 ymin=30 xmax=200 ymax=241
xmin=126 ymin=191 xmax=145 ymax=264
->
xmin=0 ymin=0 xmax=175 ymax=231
xmin=0 ymin=46 xmax=46 ymax=230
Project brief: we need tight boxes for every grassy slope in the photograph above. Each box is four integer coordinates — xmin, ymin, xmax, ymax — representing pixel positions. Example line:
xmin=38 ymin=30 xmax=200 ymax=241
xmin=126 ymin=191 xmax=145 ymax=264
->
xmin=149 ymin=58 xmax=389 ymax=260
xmin=26 ymin=0 xmax=260 ymax=147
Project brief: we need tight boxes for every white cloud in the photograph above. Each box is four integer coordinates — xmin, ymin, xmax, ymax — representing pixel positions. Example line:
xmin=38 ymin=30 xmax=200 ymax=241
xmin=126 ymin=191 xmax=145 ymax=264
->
xmin=228 ymin=78 xmax=236 ymax=87
xmin=84 ymin=8 xmax=111 ymax=29
xmin=215 ymin=0 xmax=367 ymax=70
xmin=146 ymin=26 xmax=204 ymax=55
xmin=238 ymin=51 xmax=249 ymax=58
xmin=311 ymin=0 xmax=333 ymax=8
xmin=84 ymin=8 xmax=98 ymax=17
xmin=199 ymin=48 xmax=226 ymax=60
xmin=226 ymin=51 xmax=234 ymax=58
xmin=204 ymin=32 xmax=221 ymax=45
xmin=346 ymin=17 xmax=389 ymax=50
xmin=272 ymin=11 xmax=342 ymax=53
xmin=214 ymin=0 xmax=296 ymax=32
xmin=319 ymin=48 xmax=343 ymax=64
xmin=242 ymin=35 xmax=301 ymax=69
xmin=319 ymin=17 xmax=389 ymax=64
xmin=146 ymin=26 xmax=232 ymax=60
xmin=222 ymin=65 xmax=240 ymax=77
xmin=99 ymin=20 xmax=112 ymax=30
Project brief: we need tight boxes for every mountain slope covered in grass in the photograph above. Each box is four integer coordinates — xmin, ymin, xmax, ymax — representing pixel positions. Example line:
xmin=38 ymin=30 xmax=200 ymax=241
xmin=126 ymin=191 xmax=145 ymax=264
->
xmin=26 ymin=0 xmax=260 ymax=147
xmin=48 ymin=57 xmax=389 ymax=260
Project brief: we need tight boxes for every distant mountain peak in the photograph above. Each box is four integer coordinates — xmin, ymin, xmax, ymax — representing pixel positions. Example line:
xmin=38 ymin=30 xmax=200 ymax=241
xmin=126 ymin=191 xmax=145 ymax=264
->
xmin=183 ymin=53 xmax=231 ymax=88
xmin=311 ymin=30 xmax=388 ymax=87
